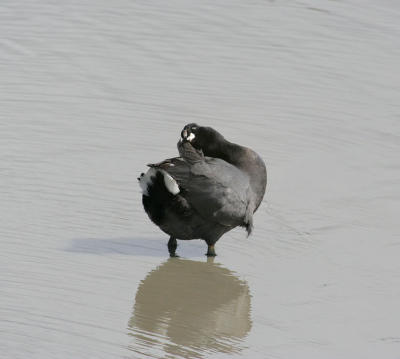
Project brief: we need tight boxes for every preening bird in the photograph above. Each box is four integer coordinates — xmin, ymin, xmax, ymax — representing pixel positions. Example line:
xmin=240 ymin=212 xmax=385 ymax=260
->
xmin=138 ymin=124 xmax=267 ymax=256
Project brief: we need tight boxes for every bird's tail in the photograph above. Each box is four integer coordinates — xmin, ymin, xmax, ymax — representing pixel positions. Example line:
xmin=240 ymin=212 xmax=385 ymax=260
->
xmin=138 ymin=168 xmax=180 ymax=196
xmin=138 ymin=168 xmax=181 ymax=226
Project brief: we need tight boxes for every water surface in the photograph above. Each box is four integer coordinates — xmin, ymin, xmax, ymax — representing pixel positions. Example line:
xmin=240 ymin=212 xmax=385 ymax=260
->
xmin=1 ymin=0 xmax=400 ymax=358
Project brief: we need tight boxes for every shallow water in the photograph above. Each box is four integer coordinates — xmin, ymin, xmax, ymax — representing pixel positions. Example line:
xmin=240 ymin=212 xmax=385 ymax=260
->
xmin=1 ymin=0 xmax=400 ymax=358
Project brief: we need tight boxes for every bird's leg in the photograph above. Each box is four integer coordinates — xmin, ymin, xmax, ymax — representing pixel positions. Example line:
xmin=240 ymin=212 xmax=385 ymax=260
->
xmin=206 ymin=244 xmax=217 ymax=257
xmin=168 ymin=236 xmax=178 ymax=257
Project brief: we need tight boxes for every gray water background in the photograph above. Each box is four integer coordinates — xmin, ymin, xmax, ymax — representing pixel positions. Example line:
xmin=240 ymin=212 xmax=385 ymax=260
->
xmin=1 ymin=0 xmax=400 ymax=358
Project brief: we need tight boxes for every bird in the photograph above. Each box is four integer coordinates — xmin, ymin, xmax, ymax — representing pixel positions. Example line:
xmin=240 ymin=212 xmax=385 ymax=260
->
xmin=138 ymin=124 xmax=267 ymax=256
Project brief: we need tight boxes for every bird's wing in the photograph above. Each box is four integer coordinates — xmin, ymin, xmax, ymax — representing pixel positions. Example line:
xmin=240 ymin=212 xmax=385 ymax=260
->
xmin=154 ymin=141 xmax=251 ymax=228
xmin=187 ymin=157 xmax=251 ymax=227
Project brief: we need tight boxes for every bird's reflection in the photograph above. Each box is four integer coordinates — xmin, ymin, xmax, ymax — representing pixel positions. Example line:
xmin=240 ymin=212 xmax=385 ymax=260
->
xmin=128 ymin=258 xmax=252 ymax=359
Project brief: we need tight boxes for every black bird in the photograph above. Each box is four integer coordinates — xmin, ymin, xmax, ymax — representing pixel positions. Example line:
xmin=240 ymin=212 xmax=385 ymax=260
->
xmin=138 ymin=124 xmax=267 ymax=256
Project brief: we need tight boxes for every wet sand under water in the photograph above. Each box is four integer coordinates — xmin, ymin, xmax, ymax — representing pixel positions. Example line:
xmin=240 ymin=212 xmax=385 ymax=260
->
xmin=1 ymin=1 xmax=400 ymax=358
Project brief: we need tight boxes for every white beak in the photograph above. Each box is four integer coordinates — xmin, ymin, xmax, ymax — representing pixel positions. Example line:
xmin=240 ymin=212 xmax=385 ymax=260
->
xmin=187 ymin=133 xmax=195 ymax=142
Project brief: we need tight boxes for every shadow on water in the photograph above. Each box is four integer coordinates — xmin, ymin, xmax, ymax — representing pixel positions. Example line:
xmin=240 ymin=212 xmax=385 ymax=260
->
xmin=127 ymin=257 xmax=252 ymax=359
xmin=66 ymin=237 xmax=204 ymax=257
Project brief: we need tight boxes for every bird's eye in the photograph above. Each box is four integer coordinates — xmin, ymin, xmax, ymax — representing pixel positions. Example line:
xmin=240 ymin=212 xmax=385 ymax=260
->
xmin=191 ymin=126 xmax=197 ymax=131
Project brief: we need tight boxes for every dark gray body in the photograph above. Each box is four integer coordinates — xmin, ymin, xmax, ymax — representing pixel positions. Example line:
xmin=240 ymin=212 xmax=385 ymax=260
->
xmin=143 ymin=142 xmax=253 ymax=246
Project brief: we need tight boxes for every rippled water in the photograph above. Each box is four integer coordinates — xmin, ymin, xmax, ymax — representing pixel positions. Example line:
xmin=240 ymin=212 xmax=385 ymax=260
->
xmin=1 ymin=0 xmax=400 ymax=358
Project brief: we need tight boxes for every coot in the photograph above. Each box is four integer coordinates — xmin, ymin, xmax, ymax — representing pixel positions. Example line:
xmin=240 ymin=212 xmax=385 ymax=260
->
xmin=138 ymin=124 xmax=267 ymax=256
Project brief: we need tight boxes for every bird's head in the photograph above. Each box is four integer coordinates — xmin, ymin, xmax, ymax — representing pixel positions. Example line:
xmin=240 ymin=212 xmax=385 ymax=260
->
xmin=180 ymin=123 xmax=225 ymax=156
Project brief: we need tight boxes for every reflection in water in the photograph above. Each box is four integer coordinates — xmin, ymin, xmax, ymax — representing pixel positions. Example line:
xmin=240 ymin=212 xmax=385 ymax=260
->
xmin=128 ymin=258 xmax=252 ymax=358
